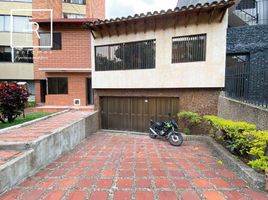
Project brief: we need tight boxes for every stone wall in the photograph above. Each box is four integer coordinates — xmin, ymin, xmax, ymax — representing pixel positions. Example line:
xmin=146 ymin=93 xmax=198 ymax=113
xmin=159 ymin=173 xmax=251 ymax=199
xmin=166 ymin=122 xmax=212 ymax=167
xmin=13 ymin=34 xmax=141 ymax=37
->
xmin=95 ymin=88 xmax=221 ymax=116
xmin=218 ymin=94 xmax=268 ymax=130
xmin=227 ymin=25 xmax=268 ymax=69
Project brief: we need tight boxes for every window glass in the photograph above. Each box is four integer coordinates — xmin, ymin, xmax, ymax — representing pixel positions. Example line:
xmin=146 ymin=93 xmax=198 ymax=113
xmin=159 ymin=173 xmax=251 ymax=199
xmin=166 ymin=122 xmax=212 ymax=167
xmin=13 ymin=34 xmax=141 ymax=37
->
xmin=63 ymin=0 xmax=86 ymax=5
xmin=13 ymin=16 xmax=31 ymax=32
xmin=0 ymin=16 xmax=4 ymax=31
xmin=14 ymin=48 xmax=33 ymax=63
xmin=40 ymin=32 xmax=62 ymax=50
xmin=0 ymin=46 xmax=12 ymax=62
xmin=0 ymin=0 xmax=32 ymax=2
xmin=172 ymin=34 xmax=206 ymax=63
xmin=63 ymin=13 xmax=86 ymax=19
xmin=48 ymin=78 xmax=68 ymax=94
xmin=95 ymin=40 xmax=156 ymax=71
xmin=4 ymin=16 xmax=10 ymax=31
xmin=0 ymin=16 xmax=11 ymax=32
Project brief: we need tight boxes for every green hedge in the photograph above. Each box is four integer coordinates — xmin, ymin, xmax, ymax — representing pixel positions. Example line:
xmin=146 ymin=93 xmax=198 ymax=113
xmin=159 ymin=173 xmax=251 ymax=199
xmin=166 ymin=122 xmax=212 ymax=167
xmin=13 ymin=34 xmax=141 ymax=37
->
xmin=178 ymin=111 xmax=203 ymax=125
xmin=204 ymin=115 xmax=267 ymax=171
xmin=177 ymin=111 xmax=268 ymax=172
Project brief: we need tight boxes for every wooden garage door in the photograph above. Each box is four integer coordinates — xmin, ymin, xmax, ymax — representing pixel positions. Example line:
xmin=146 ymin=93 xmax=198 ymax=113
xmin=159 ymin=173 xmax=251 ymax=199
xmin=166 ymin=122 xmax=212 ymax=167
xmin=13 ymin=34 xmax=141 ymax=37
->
xmin=101 ymin=97 xmax=179 ymax=132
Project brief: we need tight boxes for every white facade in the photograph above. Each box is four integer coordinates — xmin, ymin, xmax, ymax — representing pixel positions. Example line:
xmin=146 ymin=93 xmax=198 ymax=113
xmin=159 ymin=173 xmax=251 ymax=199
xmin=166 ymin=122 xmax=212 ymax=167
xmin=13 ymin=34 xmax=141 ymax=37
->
xmin=92 ymin=13 xmax=228 ymax=89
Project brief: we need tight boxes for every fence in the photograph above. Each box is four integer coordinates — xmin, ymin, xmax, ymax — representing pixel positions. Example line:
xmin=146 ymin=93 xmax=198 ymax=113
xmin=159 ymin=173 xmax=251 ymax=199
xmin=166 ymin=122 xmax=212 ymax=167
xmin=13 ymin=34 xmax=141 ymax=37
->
xmin=225 ymin=54 xmax=268 ymax=108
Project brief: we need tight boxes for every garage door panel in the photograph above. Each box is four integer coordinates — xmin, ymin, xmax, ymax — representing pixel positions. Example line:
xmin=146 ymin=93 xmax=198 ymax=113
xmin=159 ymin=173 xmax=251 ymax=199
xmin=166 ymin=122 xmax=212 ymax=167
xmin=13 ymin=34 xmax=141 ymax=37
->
xmin=101 ymin=97 xmax=179 ymax=132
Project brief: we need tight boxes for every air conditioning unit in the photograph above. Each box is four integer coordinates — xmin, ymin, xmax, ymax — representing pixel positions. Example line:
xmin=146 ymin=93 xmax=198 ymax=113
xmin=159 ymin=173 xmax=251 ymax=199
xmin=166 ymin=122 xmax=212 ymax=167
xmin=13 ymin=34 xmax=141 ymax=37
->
xmin=74 ymin=99 xmax=81 ymax=106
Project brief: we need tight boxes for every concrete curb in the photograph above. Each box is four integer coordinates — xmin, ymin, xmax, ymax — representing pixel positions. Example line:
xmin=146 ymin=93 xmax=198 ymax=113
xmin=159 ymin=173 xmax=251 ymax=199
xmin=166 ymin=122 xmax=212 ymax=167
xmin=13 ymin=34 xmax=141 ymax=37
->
xmin=0 ymin=111 xmax=99 ymax=194
xmin=0 ymin=150 xmax=34 ymax=193
xmin=0 ymin=109 xmax=70 ymax=134
xmin=183 ymin=134 xmax=265 ymax=190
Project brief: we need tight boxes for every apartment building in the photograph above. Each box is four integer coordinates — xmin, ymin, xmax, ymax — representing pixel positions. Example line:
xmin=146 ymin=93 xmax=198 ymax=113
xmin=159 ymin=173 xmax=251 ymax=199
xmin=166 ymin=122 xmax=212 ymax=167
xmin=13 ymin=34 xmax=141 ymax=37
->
xmin=0 ymin=0 xmax=96 ymax=98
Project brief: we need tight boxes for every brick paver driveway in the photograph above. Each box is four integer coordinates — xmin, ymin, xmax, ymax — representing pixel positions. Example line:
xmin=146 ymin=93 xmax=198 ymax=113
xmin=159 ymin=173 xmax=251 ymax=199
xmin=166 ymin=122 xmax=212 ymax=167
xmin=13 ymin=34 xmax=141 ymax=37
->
xmin=1 ymin=132 xmax=267 ymax=200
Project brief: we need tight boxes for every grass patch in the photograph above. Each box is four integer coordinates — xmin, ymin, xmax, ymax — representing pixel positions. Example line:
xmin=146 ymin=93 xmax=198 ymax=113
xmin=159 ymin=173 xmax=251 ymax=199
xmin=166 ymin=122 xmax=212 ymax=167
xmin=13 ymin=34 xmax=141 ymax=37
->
xmin=0 ymin=112 xmax=53 ymax=129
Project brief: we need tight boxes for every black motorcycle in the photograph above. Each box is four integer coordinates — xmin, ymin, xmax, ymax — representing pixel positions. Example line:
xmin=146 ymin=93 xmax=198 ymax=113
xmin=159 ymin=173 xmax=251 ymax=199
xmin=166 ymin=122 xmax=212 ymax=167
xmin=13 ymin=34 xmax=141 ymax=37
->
xmin=149 ymin=114 xmax=183 ymax=146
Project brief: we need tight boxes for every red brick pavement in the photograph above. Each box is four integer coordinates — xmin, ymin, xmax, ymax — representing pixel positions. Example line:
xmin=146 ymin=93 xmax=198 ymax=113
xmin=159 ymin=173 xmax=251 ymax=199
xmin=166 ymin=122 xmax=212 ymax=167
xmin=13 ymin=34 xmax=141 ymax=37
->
xmin=0 ymin=111 xmax=89 ymax=143
xmin=0 ymin=132 xmax=267 ymax=200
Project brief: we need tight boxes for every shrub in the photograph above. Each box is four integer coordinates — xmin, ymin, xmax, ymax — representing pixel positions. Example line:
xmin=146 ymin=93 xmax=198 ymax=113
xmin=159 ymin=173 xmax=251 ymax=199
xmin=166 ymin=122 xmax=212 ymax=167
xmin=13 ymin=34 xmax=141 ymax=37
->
xmin=177 ymin=111 xmax=210 ymax=135
xmin=178 ymin=111 xmax=202 ymax=125
xmin=204 ymin=115 xmax=256 ymax=133
xmin=183 ymin=128 xmax=191 ymax=135
xmin=0 ymin=82 xmax=29 ymax=123
xmin=205 ymin=115 xmax=268 ymax=171
xmin=245 ymin=131 xmax=268 ymax=171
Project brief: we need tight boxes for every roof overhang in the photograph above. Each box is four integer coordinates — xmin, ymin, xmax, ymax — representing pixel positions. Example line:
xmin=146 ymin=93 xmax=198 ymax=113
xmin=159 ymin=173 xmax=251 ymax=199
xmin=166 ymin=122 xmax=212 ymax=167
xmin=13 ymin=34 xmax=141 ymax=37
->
xmin=84 ymin=0 xmax=235 ymax=38
xmin=32 ymin=18 xmax=98 ymax=25
xmin=38 ymin=68 xmax=91 ymax=73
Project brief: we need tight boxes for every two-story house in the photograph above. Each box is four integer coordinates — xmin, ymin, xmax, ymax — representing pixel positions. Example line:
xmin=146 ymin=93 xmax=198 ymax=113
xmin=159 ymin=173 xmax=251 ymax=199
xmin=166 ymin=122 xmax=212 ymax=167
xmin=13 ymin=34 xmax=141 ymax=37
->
xmin=32 ymin=0 xmax=105 ymax=109
xmin=85 ymin=0 xmax=235 ymax=132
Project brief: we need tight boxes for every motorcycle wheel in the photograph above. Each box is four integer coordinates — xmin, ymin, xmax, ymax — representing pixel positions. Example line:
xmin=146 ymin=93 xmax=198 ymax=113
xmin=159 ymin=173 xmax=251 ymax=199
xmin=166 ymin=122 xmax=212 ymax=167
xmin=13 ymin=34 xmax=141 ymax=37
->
xmin=168 ymin=132 xmax=183 ymax=146
xmin=149 ymin=129 xmax=157 ymax=139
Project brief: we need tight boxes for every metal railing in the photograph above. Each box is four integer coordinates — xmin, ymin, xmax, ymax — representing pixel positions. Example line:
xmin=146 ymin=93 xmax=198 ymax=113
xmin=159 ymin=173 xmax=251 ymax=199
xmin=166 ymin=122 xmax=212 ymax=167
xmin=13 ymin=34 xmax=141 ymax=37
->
xmin=233 ymin=0 xmax=258 ymax=25
xmin=225 ymin=55 xmax=268 ymax=108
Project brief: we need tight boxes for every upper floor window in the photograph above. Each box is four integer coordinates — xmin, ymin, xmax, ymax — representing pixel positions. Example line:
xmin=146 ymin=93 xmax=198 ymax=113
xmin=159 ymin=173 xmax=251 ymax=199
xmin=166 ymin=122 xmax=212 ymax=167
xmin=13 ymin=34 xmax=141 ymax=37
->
xmin=63 ymin=13 xmax=86 ymax=19
xmin=0 ymin=46 xmax=12 ymax=62
xmin=63 ymin=0 xmax=86 ymax=5
xmin=172 ymin=34 xmax=207 ymax=63
xmin=0 ymin=46 xmax=33 ymax=63
xmin=40 ymin=32 xmax=62 ymax=50
xmin=0 ymin=0 xmax=32 ymax=2
xmin=14 ymin=48 xmax=33 ymax=63
xmin=95 ymin=40 xmax=156 ymax=71
xmin=0 ymin=15 xmax=10 ymax=32
xmin=0 ymin=15 xmax=31 ymax=32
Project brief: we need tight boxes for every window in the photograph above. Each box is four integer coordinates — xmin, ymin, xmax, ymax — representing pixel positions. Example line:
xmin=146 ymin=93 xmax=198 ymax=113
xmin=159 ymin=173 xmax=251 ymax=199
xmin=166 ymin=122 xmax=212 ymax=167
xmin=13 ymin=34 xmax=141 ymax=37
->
xmin=0 ymin=15 xmax=10 ymax=32
xmin=0 ymin=15 xmax=31 ymax=32
xmin=14 ymin=48 xmax=33 ymax=63
xmin=40 ymin=32 xmax=62 ymax=50
xmin=172 ymin=34 xmax=206 ymax=63
xmin=0 ymin=46 xmax=12 ymax=62
xmin=95 ymin=40 xmax=156 ymax=71
xmin=48 ymin=78 xmax=68 ymax=94
xmin=0 ymin=0 xmax=32 ymax=2
xmin=13 ymin=16 xmax=31 ymax=32
xmin=63 ymin=0 xmax=86 ymax=5
xmin=63 ymin=13 xmax=86 ymax=19
xmin=0 ymin=46 xmax=33 ymax=63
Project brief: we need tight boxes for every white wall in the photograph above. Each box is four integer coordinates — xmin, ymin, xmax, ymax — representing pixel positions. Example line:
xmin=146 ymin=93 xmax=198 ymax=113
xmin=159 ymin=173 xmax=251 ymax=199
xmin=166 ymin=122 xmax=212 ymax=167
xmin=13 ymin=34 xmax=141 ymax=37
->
xmin=92 ymin=14 xmax=228 ymax=89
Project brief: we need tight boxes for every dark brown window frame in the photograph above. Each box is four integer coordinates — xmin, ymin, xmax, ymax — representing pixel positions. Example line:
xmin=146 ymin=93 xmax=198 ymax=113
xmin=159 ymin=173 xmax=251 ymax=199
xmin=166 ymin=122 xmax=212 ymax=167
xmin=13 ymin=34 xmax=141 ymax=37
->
xmin=47 ymin=77 xmax=68 ymax=95
xmin=95 ymin=39 xmax=156 ymax=71
xmin=39 ymin=32 xmax=62 ymax=51
xmin=172 ymin=34 xmax=207 ymax=63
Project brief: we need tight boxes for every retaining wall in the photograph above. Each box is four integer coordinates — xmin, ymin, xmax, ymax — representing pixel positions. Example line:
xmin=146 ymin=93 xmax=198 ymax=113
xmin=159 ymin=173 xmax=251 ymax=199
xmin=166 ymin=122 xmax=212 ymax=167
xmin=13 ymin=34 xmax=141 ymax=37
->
xmin=218 ymin=94 xmax=268 ymax=130
xmin=0 ymin=111 xmax=98 ymax=194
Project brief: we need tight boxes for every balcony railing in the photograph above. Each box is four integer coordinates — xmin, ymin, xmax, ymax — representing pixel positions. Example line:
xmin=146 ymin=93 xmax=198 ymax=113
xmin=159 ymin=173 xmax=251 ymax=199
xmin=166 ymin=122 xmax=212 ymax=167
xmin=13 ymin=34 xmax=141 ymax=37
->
xmin=232 ymin=0 xmax=268 ymax=25
xmin=233 ymin=0 xmax=258 ymax=25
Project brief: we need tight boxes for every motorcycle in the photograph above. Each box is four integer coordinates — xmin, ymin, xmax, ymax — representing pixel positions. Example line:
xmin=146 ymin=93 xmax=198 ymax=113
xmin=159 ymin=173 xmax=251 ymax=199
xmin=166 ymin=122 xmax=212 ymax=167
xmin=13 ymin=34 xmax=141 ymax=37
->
xmin=149 ymin=114 xmax=184 ymax=146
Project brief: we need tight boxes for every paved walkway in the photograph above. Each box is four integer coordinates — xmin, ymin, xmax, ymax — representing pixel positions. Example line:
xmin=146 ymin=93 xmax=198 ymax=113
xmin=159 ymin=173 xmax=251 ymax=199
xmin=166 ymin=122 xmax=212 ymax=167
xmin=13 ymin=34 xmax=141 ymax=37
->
xmin=1 ymin=132 xmax=267 ymax=200
xmin=0 ymin=111 xmax=89 ymax=143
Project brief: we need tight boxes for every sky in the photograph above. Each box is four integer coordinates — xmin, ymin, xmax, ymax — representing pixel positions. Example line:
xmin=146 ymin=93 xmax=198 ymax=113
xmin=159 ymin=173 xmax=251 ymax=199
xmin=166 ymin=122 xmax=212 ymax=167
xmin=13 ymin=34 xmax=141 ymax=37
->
xmin=106 ymin=0 xmax=178 ymax=19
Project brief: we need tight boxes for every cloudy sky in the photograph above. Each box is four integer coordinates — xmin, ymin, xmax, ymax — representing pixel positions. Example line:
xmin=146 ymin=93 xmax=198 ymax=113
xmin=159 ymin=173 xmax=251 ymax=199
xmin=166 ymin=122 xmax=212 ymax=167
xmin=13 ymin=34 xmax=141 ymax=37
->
xmin=107 ymin=0 xmax=178 ymax=19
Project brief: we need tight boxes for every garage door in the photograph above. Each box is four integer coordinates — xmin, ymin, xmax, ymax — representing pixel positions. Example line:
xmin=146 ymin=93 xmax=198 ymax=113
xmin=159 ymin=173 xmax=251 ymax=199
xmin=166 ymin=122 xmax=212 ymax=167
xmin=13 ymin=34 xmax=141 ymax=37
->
xmin=101 ymin=97 xmax=180 ymax=132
